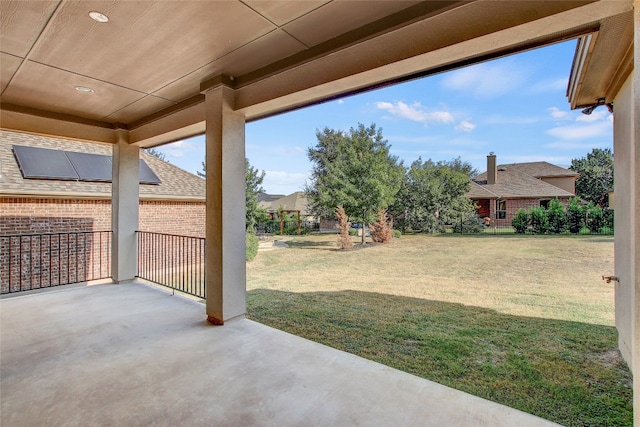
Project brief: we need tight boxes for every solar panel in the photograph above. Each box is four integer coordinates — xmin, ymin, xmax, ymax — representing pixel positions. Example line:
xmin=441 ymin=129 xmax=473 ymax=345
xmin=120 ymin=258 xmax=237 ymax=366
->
xmin=66 ymin=151 xmax=113 ymax=182
xmin=12 ymin=145 xmax=161 ymax=185
xmin=139 ymin=160 xmax=161 ymax=185
xmin=13 ymin=145 xmax=79 ymax=180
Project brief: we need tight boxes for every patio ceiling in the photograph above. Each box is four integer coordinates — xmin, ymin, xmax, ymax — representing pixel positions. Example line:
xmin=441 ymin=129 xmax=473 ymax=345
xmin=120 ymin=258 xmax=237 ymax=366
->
xmin=0 ymin=0 xmax=633 ymax=147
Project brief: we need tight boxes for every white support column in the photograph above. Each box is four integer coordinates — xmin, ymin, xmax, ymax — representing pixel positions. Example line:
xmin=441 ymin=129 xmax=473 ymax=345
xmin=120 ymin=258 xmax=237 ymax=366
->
xmin=111 ymin=130 xmax=139 ymax=283
xmin=204 ymin=82 xmax=246 ymax=325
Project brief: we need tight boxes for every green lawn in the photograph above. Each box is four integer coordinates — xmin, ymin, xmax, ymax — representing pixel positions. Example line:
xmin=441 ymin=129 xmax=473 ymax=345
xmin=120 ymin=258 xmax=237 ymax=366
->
xmin=246 ymin=234 xmax=632 ymax=426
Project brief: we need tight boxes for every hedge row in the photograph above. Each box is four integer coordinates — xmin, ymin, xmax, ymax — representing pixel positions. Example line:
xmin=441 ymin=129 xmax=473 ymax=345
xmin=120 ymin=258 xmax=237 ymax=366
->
xmin=512 ymin=198 xmax=613 ymax=234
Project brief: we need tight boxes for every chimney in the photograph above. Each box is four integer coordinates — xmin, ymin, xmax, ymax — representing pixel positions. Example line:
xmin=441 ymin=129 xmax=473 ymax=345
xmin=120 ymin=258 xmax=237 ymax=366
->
xmin=487 ymin=153 xmax=497 ymax=184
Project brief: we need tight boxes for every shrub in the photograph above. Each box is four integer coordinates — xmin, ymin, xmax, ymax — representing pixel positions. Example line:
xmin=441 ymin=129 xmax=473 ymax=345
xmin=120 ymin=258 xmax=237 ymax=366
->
xmin=336 ymin=206 xmax=353 ymax=250
xmin=348 ymin=228 xmax=358 ymax=236
xmin=585 ymin=203 xmax=605 ymax=233
xmin=567 ymin=197 xmax=585 ymax=234
xmin=529 ymin=206 xmax=550 ymax=234
xmin=392 ymin=229 xmax=402 ymax=238
xmin=282 ymin=224 xmax=299 ymax=235
xmin=600 ymin=226 xmax=613 ymax=235
xmin=604 ymin=209 xmax=614 ymax=232
xmin=370 ymin=208 xmax=393 ymax=243
xmin=546 ymin=199 xmax=568 ymax=233
xmin=246 ymin=232 xmax=259 ymax=261
xmin=452 ymin=212 xmax=484 ymax=233
xmin=512 ymin=209 xmax=529 ymax=234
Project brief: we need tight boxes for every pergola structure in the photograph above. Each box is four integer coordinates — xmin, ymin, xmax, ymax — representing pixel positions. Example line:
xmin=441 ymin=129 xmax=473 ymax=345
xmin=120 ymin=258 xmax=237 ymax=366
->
xmin=1 ymin=0 xmax=638 ymax=420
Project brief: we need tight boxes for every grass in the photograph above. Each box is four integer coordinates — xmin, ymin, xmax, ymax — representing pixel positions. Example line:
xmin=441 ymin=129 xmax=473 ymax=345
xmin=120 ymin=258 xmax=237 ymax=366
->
xmin=246 ymin=234 xmax=632 ymax=426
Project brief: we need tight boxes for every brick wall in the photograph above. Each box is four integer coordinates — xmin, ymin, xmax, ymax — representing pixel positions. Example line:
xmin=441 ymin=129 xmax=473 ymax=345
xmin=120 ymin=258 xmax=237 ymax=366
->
xmin=139 ymin=201 xmax=206 ymax=237
xmin=0 ymin=197 xmax=206 ymax=237
xmin=1 ymin=197 xmax=205 ymax=293
xmin=0 ymin=198 xmax=111 ymax=234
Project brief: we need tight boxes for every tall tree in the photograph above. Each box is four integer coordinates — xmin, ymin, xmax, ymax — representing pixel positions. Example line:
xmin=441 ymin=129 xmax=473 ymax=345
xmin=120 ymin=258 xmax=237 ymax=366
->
xmin=304 ymin=127 xmax=343 ymax=220
xmin=244 ymin=159 xmax=266 ymax=232
xmin=305 ymin=123 xmax=403 ymax=244
xmin=390 ymin=158 xmax=475 ymax=233
xmin=199 ymin=158 xmax=266 ymax=231
xmin=444 ymin=156 xmax=479 ymax=179
xmin=569 ymin=148 xmax=614 ymax=207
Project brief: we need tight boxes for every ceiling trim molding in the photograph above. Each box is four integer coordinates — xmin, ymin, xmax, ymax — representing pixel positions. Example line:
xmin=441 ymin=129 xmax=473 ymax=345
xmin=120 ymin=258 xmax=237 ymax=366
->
xmin=0 ymin=103 xmax=117 ymax=143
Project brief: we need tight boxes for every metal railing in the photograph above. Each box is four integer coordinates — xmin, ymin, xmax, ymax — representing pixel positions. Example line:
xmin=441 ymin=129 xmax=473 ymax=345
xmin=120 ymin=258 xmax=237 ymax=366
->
xmin=136 ymin=231 xmax=205 ymax=299
xmin=0 ymin=231 xmax=112 ymax=294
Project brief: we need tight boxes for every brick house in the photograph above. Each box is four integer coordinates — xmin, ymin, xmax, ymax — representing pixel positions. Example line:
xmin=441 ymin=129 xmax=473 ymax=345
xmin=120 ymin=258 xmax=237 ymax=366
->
xmin=0 ymin=130 xmax=206 ymax=237
xmin=467 ymin=154 xmax=578 ymax=226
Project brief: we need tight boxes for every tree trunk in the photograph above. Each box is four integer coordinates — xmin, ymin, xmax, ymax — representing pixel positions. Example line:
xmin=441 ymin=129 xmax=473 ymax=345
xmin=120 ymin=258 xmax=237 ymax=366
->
xmin=361 ymin=222 xmax=366 ymax=244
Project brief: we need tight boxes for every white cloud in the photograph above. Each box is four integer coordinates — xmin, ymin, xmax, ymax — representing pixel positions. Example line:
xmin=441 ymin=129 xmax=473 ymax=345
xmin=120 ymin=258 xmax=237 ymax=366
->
xmin=546 ymin=121 xmax=612 ymax=140
xmin=162 ymin=139 xmax=199 ymax=159
xmin=545 ymin=108 xmax=613 ymax=141
xmin=547 ymin=107 xmax=570 ymax=119
xmin=337 ymin=99 xmax=344 ymax=104
xmin=171 ymin=140 xmax=195 ymax=149
xmin=442 ymin=60 xmax=531 ymax=97
xmin=375 ymin=101 xmax=454 ymax=125
xmin=166 ymin=148 xmax=186 ymax=158
xmin=576 ymin=109 xmax=608 ymax=123
xmin=455 ymin=120 xmax=476 ymax=132
xmin=544 ymin=140 xmax=612 ymax=150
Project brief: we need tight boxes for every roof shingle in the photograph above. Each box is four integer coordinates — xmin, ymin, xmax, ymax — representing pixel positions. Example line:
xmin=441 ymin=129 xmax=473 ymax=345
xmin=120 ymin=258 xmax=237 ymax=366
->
xmin=0 ymin=130 xmax=205 ymax=201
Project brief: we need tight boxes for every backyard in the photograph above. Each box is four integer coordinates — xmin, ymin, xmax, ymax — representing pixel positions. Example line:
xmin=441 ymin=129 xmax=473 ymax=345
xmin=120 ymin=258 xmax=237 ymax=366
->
xmin=246 ymin=234 xmax=632 ymax=426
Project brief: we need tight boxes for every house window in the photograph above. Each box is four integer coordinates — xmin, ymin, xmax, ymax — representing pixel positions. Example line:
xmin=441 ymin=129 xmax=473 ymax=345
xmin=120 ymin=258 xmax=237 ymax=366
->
xmin=540 ymin=199 xmax=550 ymax=208
xmin=496 ymin=200 xmax=506 ymax=219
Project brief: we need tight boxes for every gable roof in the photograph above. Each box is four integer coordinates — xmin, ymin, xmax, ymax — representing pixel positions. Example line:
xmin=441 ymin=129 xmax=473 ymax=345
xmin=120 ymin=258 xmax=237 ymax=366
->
xmin=257 ymin=192 xmax=285 ymax=204
xmin=468 ymin=169 xmax=574 ymax=199
xmin=489 ymin=161 xmax=578 ymax=178
xmin=259 ymin=191 xmax=309 ymax=215
xmin=0 ymin=130 xmax=205 ymax=201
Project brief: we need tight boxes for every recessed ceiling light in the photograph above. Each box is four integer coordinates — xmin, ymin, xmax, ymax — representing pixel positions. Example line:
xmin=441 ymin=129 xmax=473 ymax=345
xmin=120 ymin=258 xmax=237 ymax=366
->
xmin=89 ymin=11 xmax=109 ymax=23
xmin=75 ymin=86 xmax=95 ymax=93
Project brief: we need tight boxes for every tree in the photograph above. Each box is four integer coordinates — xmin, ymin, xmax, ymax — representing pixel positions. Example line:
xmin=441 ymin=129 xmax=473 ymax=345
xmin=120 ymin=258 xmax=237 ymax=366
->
xmin=304 ymin=127 xmax=343 ymax=220
xmin=369 ymin=208 xmax=393 ymax=243
xmin=390 ymin=158 xmax=475 ymax=233
xmin=245 ymin=159 xmax=267 ymax=232
xmin=336 ymin=205 xmax=353 ymax=250
xmin=445 ymin=156 xmax=479 ymax=179
xmin=199 ymin=158 xmax=266 ymax=231
xmin=144 ymin=147 xmax=166 ymax=161
xmin=569 ymin=148 xmax=613 ymax=207
xmin=305 ymin=123 xmax=403 ymax=244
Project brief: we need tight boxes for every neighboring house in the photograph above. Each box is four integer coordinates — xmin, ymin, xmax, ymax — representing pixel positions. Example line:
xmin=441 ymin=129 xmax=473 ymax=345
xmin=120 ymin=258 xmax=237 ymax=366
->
xmin=258 ymin=191 xmax=312 ymax=221
xmin=0 ymin=130 xmax=206 ymax=237
xmin=467 ymin=154 xmax=578 ymax=226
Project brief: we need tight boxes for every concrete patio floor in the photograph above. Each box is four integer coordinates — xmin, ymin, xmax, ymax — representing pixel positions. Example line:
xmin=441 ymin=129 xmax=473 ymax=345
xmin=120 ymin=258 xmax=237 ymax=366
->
xmin=1 ymin=282 xmax=560 ymax=426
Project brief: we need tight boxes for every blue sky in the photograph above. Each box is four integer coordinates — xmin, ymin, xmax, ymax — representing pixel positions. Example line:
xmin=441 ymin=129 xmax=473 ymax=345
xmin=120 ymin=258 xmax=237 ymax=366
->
xmin=153 ymin=39 xmax=613 ymax=195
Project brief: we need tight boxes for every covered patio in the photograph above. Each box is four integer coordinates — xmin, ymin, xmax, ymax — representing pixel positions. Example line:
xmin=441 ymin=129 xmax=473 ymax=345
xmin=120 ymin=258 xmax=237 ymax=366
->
xmin=1 ymin=0 xmax=638 ymax=424
xmin=1 ymin=282 xmax=558 ymax=426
